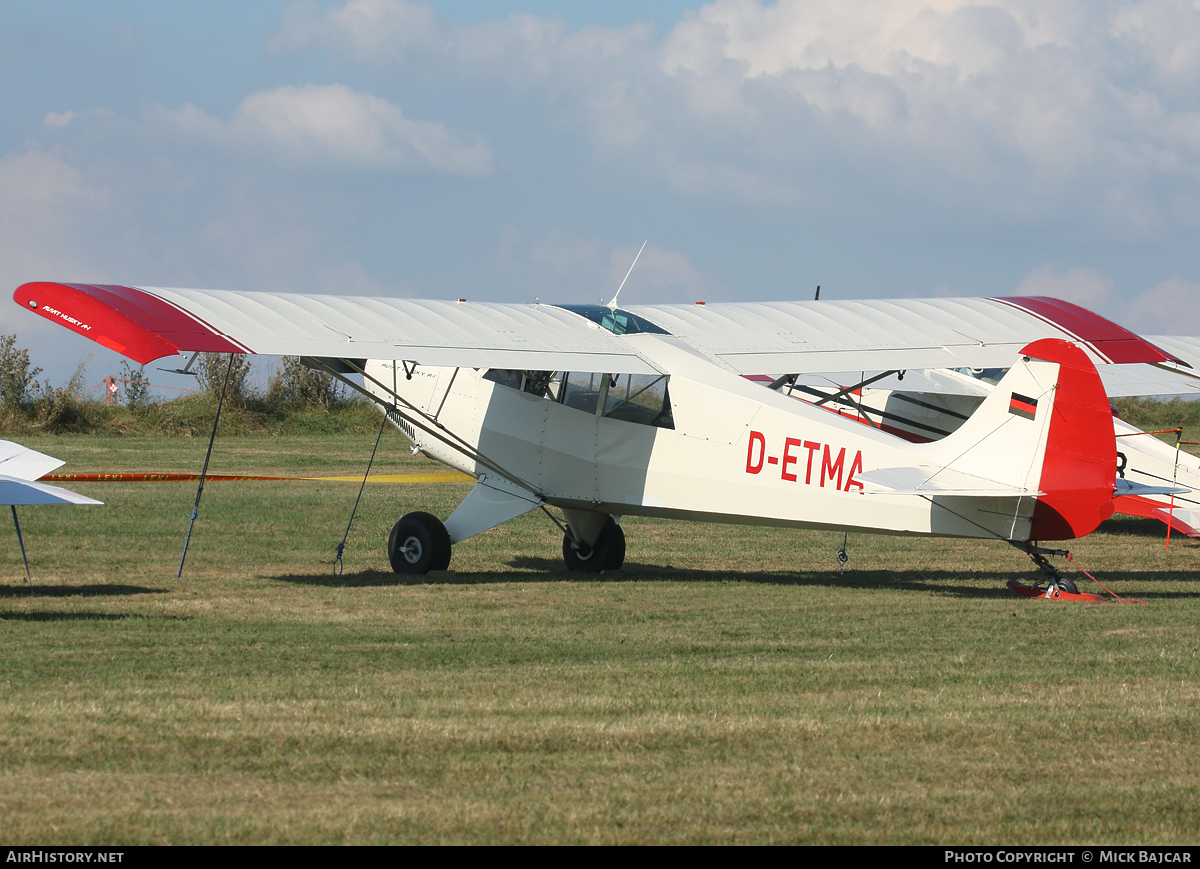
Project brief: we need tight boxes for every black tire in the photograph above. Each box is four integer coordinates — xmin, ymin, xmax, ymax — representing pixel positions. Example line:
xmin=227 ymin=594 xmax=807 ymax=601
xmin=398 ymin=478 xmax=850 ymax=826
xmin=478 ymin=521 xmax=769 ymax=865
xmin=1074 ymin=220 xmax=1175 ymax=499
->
xmin=388 ymin=511 xmax=452 ymax=574
xmin=563 ymin=517 xmax=625 ymax=573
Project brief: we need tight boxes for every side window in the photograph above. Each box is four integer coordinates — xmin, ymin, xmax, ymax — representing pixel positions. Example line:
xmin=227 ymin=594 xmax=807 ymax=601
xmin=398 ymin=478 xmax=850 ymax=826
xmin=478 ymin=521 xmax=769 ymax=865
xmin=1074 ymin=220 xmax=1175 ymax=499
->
xmin=603 ymin=374 xmax=674 ymax=429
xmin=560 ymin=371 xmax=605 ymax=414
xmin=525 ymin=371 xmax=561 ymax=401
xmin=484 ymin=369 xmax=563 ymax=401
xmin=483 ymin=369 xmax=523 ymax=390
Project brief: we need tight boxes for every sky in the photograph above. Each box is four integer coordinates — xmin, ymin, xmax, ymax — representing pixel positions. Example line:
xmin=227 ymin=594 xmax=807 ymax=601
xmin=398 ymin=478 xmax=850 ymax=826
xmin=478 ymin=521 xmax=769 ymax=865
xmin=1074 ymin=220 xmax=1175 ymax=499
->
xmin=3 ymin=0 xmax=1200 ymax=391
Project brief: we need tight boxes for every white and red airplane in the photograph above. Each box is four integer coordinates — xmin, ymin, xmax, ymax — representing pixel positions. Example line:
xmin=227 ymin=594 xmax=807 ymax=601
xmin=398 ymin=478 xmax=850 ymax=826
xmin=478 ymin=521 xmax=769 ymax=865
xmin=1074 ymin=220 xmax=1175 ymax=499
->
xmin=14 ymin=282 xmax=1193 ymax=590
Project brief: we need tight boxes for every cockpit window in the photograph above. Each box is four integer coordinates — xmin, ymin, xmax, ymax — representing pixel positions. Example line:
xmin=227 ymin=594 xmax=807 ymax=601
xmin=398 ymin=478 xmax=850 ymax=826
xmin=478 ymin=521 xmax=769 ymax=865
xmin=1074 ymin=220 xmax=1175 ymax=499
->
xmin=604 ymin=374 xmax=673 ymax=428
xmin=484 ymin=368 xmax=673 ymax=429
xmin=483 ymin=368 xmax=562 ymax=400
xmin=554 ymin=304 xmax=670 ymax=336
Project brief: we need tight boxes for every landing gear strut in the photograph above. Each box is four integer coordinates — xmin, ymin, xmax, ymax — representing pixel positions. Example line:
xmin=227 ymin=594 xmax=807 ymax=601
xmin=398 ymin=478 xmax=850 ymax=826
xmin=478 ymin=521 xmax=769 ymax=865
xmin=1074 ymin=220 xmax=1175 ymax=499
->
xmin=388 ymin=511 xmax=452 ymax=574
xmin=563 ymin=516 xmax=625 ymax=573
xmin=1025 ymin=545 xmax=1079 ymax=595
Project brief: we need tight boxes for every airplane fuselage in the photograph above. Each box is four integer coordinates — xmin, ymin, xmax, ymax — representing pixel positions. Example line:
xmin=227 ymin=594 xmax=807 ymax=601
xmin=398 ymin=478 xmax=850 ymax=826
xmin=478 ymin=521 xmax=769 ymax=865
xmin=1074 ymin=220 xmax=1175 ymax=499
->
xmin=365 ymin=332 xmax=1057 ymax=542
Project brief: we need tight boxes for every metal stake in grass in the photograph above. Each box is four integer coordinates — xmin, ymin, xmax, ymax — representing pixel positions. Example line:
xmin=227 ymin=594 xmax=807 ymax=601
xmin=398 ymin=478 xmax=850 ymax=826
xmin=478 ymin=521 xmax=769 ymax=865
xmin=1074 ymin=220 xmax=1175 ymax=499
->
xmin=178 ymin=353 xmax=235 ymax=578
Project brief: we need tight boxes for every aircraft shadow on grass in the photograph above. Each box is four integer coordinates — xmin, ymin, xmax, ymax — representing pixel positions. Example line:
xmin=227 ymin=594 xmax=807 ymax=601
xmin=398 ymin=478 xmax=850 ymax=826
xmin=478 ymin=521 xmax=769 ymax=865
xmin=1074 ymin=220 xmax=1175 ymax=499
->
xmin=0 ymin=583 xmax=169 ymax=599
xmin=1 ymin=611 xmax=129 ymax=622
xmin=1098 ymin=516 xmax=1196 ymax=539
xmin=272 ymin=562 xmax=1200 ymax=600
xmin=0 ymin=611 xmax=188 ymax=622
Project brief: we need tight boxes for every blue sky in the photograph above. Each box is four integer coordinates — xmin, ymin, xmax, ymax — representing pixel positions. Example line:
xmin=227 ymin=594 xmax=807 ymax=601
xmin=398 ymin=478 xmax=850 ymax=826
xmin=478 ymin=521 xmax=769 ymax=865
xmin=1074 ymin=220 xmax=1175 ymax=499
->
xmin=4 ymin=0 xmax=1200 ymax=390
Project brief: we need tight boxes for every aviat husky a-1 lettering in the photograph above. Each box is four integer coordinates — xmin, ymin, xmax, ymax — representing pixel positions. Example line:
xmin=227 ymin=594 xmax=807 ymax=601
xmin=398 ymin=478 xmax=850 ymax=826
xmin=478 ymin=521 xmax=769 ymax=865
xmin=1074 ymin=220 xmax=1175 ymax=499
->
xmin=14 ymin=283 xmax=1194 ymax=587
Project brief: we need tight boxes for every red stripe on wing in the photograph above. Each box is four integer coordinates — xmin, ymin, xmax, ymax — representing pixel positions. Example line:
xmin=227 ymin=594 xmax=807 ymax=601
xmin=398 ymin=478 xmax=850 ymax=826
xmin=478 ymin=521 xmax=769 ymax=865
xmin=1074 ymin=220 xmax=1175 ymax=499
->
xmin=991 ymin=296 xmax=1183 ymax=365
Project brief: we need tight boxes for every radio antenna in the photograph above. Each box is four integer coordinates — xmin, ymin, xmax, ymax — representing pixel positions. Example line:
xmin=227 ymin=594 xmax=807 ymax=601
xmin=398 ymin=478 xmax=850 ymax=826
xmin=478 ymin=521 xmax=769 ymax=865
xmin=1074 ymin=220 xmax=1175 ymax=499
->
xmin=607 ymin=240 xmax=647 ymax=310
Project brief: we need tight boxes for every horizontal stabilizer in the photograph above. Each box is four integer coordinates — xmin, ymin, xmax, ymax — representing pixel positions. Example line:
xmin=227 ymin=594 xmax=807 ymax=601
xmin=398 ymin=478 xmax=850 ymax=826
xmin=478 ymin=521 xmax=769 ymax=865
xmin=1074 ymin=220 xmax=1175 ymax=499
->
xmin=857 ymin=465 xmax=1044 ymax=497
xmin=0 ymin=476 xmax=102 ymax=506
xmin=1113 ymin=478 xmax=1190 ymax=497
xmin=1156 ymin=507 xmax=1200 ymax=537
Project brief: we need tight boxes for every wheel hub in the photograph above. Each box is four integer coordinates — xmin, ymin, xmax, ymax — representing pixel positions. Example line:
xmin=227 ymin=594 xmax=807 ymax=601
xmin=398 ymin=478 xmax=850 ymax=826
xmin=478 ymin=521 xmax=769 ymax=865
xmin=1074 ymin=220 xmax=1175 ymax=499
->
xmin=401 ymin=536 xmax=423 ymax=563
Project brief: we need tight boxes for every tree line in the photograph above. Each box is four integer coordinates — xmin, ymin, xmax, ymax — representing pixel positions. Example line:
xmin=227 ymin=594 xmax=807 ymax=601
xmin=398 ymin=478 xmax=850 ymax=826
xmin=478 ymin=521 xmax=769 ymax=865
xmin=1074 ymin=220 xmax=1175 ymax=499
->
xmin=0 ymin=336 xmax=375 ymax=435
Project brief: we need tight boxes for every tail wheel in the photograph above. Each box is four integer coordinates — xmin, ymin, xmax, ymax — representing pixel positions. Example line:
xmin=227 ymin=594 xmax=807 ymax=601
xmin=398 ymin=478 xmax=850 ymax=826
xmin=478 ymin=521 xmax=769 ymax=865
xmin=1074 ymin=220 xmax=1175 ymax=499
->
xmin=388 ymin=511 xmax=452 ymax=574
xmin=563 ymin=517 xmax=625 ymax=573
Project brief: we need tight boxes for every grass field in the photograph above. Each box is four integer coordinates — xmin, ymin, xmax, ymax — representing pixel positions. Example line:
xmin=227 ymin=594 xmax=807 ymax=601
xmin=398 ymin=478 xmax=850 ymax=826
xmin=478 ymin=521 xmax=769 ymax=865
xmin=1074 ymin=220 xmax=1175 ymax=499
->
xmin=1 ymin=432 xmax=1198 ymax=844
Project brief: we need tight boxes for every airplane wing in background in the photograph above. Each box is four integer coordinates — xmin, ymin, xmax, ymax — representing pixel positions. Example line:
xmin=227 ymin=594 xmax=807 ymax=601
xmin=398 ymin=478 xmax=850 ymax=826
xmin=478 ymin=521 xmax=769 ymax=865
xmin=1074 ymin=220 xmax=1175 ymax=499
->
xmin=0 ymin=440 xmax=66 ymax=481
xmin=0 ymin=475 xmax=102 ymax=506
xmin=0 ymin=441 xmax=101 ymax=506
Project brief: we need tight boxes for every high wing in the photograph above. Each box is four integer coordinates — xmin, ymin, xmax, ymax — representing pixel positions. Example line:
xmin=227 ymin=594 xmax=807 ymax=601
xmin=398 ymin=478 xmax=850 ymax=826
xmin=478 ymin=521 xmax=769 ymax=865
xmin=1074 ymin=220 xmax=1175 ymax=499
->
xmin=16 ymin=283 xmax=663 ymax=375
xmin=627 ymin=296 xmax=1180 ymax=373
xmin=1094 ymin=335 xmax=1200 ymax=397
xmin=15 ymin=283 xmax=1180 ymax=376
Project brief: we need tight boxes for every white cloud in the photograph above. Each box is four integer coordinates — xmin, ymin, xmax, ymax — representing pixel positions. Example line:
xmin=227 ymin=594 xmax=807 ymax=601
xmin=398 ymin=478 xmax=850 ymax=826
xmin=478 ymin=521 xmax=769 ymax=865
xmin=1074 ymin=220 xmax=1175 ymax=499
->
xmin=1123 ymin=277 xmax=1200 ymax=335
xmin=43 ymin=111 xmax=76 ymax=128
xmin=159 ymin=83 xmax=492 ymax=176
xmin=1014 ymin=264 xmax=1115 ymax=310
xmin=270 ymin=0 xmax=441 ymax=61
xmin=493 ymin=228 xmax=709 ymax=304
xmin=0 ymin=149 xmax=103 ymax=207
xmin=0 ymin=149 xmax=128 ymax=383
xmin=0 ymin=149 xmax=110 ymax=283
xmin=660 ymin=0 xmax=1093 ymax=80
xmin=271 ymin=0 xmax=1200 ymax=221
xmin=606 ymin=242 xmax=708 ymax=304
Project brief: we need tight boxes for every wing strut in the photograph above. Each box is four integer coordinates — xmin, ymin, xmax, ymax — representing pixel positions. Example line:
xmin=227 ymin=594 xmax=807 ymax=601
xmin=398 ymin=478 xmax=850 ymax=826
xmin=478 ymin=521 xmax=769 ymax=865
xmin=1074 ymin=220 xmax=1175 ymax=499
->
xmin=812 ymin=370 xmax=900 ymax=407
xmin=432 ymin=368 xmax=459 ymax=422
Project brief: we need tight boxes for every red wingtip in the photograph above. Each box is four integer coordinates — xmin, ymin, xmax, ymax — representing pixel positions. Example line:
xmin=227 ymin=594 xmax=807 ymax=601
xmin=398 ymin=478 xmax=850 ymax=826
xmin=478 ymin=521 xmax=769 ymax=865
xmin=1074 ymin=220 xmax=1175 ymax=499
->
xmin=994 ymin=296 xmax=1184 ymax=365
xmin=14 ymin=282 xmax=248 ymax=364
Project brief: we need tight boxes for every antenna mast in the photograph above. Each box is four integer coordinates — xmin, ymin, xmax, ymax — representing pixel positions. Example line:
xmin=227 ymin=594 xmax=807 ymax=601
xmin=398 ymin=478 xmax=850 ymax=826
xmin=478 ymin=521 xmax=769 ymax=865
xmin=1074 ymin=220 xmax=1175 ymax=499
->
xmin=607 ymin=240 xmax=647 ymax=310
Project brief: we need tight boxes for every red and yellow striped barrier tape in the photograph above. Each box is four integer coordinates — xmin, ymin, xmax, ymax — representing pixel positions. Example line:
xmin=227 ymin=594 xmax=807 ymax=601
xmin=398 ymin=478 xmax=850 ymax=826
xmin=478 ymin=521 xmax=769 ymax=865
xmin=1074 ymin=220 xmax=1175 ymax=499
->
xmin=40 ymin=472 xmax=474 ymax=483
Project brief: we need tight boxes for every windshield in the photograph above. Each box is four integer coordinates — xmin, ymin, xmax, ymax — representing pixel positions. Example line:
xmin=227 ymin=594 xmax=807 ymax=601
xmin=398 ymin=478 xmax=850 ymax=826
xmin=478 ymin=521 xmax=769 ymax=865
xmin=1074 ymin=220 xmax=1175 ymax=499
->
xmin=554 ymin=304 xmax=670 ymax=336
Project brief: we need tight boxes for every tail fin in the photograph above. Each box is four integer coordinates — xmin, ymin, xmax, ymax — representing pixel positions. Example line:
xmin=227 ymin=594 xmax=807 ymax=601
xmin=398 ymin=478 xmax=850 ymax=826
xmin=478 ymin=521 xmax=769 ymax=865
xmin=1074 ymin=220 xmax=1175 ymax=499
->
xmin=919 ymin=338 xmax=1116 ymax=540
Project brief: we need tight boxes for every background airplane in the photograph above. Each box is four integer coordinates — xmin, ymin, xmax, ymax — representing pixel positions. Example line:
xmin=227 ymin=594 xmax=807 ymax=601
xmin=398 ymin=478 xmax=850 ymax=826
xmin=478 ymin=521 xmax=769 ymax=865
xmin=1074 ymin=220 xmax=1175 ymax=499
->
xmin=0 ymin=439 xmax=102 ymax=585
xmin=0 ymin=440 xmax=102 ymax=508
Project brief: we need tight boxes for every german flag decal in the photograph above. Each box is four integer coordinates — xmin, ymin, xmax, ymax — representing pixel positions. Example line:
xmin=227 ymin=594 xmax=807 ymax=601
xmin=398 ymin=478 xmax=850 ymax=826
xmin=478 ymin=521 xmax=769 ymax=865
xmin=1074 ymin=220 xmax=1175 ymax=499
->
xmin=1009 ymin=392 xmax=1038 ymax=420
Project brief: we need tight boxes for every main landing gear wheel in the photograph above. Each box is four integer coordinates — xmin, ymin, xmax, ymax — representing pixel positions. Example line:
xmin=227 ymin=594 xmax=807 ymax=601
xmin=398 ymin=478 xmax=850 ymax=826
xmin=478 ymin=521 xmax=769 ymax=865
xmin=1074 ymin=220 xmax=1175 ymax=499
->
xmin=388 ymin=511 xmax=452 ymax=574
xmin=563 ymin=517 xmax=625 ymax=573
